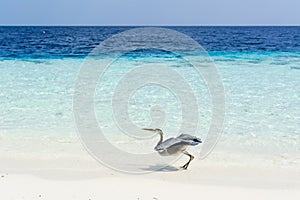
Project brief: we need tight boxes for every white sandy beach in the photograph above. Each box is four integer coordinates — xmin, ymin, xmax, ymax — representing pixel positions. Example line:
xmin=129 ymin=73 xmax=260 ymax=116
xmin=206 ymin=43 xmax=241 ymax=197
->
xmin=1 ymin=134 xmax=300 ymax=200
xmin=1 ymin=174 xmax=300 ymax=200
xmin=1 ymin=166 xmax=300 ymax=200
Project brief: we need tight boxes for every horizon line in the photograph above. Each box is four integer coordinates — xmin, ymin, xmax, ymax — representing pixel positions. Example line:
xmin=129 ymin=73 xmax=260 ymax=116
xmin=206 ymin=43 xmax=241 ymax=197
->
xmin=1 ymin=24 xmax=300 ymax=27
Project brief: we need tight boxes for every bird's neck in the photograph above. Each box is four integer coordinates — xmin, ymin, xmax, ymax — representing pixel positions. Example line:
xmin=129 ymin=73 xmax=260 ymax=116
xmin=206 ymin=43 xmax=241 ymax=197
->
xmin=157 ymin=132 xmax=163 ymax=146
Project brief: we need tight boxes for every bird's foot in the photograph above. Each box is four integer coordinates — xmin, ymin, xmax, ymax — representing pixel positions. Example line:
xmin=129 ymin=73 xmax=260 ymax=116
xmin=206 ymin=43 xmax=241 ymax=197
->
xmin=180 ymin=165 xmax=188 ymax=170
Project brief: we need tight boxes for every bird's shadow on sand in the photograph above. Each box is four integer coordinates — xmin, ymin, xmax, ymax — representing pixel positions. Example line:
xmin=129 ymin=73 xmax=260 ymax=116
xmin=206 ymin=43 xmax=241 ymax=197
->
xmin=141 ymin=165 xmax=180 ymax=172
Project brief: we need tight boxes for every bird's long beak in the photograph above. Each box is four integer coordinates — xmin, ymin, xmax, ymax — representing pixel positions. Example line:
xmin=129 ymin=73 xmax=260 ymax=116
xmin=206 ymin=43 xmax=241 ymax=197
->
xmin=142 ymin=128 xmax=156 ymax=132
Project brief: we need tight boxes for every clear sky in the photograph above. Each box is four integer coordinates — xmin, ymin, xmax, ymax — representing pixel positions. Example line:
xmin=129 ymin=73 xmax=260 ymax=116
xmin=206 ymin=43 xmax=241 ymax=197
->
xmin=1 ymin=0 xmax=300 ymax=25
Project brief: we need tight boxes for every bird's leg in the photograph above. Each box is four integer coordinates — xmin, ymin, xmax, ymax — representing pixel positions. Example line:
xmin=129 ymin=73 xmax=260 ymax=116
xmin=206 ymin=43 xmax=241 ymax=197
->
xmin=180 ymin=151 xmax=194 ymax=170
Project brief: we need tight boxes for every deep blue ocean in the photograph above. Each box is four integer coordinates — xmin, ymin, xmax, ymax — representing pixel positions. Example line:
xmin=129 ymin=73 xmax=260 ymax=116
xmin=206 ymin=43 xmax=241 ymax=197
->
xmin=0 ymin=26 xmax=299 ymax=167
xmin=1 ymin=26 xmax=300 ymax=58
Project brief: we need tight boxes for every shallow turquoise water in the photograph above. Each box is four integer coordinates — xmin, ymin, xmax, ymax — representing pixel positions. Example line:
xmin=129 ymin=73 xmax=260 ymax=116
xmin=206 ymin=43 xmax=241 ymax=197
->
xmin=0 ymin=52 xmax=299 ymax=167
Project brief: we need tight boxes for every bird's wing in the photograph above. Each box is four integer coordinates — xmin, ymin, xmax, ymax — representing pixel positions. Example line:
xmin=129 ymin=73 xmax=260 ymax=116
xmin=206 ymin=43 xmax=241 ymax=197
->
xmin=177 ymin=133 xmax=197 ymax=140
xmin=155 ymin=137 xmax=191 ymax=152
xmin=177 ymin=134 xmax=202 ymax=145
